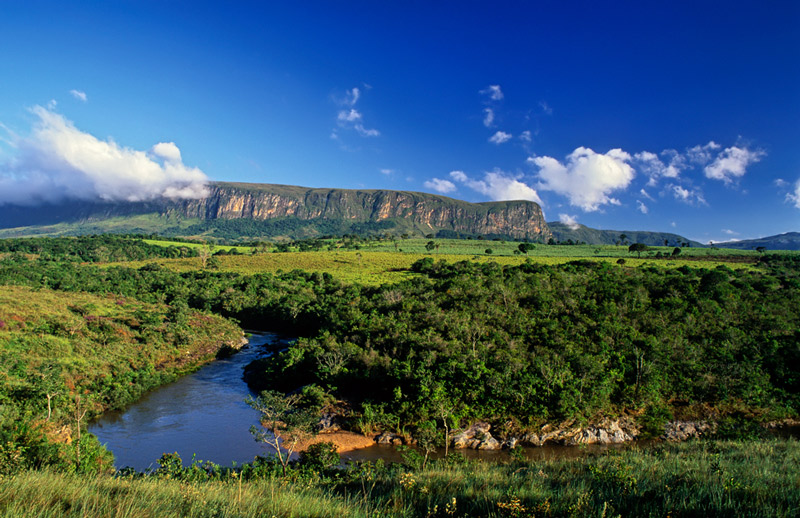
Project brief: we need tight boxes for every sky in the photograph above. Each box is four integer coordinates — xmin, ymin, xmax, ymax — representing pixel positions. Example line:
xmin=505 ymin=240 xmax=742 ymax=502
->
xmin=0 ymin=1 xmax=798 ymax=243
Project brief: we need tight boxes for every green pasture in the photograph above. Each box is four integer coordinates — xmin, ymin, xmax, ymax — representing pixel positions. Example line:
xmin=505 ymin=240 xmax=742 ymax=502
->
xmin=112 ymin=248 xmax=759 ymax=286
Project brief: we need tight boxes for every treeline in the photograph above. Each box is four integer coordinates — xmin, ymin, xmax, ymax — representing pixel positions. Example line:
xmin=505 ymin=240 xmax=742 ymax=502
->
xmin=162 ymin=217 xmax=398 ymax=241
xmin=0 ymin=234 xmax=197 ymax=262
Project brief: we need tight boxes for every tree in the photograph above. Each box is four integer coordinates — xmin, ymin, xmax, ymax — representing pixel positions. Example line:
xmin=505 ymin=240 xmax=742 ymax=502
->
xmin=246 ymin=390 xmax=317 ymax=476
xmin=619 ymin=233 xmax=629 ymax=245
xmin=672 ymin=247 xmax=681 ymax=257
xmin=628 ymin=243 xmax=648 ymax=258
xmin=485 ymin=248 xmax=493 ymax=255
xmin=518 ymin=243 xmax=535 ymax=254
xmin=425 ymin=241 xmax=436 ymax=252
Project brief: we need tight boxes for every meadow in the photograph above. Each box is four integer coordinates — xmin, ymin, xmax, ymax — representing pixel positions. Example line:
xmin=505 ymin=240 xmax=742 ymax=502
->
xmin=0 ymin=439 xmax=796 ymax=517
xmin=116 ymin=238 xmax=763 ymax=286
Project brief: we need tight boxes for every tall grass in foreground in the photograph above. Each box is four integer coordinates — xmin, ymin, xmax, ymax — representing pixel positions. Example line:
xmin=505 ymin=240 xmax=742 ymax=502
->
xmin=0 ymin=439 xmax=797 ymax=517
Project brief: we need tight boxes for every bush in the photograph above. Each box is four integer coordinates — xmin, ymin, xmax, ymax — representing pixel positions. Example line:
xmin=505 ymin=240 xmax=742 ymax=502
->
xmin=299 ymin=442 xmax=340 ymax=471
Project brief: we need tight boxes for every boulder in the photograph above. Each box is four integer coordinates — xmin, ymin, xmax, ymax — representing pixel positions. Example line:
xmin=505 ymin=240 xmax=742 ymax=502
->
xmin=451 ymin=422 xmax=500 ymax=450
xmin=662 ymin=420 xmax=715 ymax=441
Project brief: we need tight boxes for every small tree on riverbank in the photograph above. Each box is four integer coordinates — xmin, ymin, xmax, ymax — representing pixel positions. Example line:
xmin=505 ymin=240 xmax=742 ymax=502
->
xmin=246 ymin=390 xmax=317 ymax=476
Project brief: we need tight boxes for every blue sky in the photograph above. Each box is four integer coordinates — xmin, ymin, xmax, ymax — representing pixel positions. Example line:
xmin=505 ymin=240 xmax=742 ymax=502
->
xmin=0 ymin=1 xmax=798 ymax=243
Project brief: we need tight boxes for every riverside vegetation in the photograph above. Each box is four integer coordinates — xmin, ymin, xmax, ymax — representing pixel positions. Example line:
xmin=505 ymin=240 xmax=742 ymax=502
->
xmin=0 ymin=234 xmax=797 ymax=516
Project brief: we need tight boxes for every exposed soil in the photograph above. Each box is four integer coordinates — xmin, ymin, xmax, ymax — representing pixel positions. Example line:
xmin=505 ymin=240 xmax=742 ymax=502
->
xmin=293 ymin=431 xmax=376 ymax=453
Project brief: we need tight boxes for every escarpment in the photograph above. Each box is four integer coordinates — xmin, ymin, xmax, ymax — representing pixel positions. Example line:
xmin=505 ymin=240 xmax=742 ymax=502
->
xmin=170 ymin=182 xmax=551 ymax=240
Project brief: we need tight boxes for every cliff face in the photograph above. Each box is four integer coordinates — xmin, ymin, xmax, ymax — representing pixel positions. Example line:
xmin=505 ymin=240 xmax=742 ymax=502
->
xmin=171 ymin=182 xmax=551 ymax=240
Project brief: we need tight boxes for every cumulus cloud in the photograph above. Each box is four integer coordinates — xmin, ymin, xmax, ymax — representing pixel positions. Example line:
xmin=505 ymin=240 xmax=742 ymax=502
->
xmin=483 ymin=108 xmax=495 ymax=127
xmin=0 ymin=106 xmax=208 ymax=205
xmin=704 ymin=145 xmax=765 ymax=184
xmin=424 ymin=178 xmax=457 ymax=194
xmin=488 ymin=131 xmax=512 ymax=145
xmin=559 ymin=213 xmax=580 ymax=230
xmin=449 ymin=169 xmax=542 ymax=204
xmin=637 ymin=200 xmax=648 ymax=214
xmin=634 ymin=149 xmax=685 ymax=186
xmin=151 ymin=142 xmax=182 ymax=163
xmin=481 ymin=85 xmax=503 ymax=101
xmin=787 ymin=179 xmax=800 ymax=209
xmin=722 ymin=229 xmax=739 ymax=236
xmin=69 ymin=89 xmax=88 ymax=102
xmin=519 ymin=130 xmax=532 ymax=142
xmin=528 ymin=147 xmax=634 ymax=211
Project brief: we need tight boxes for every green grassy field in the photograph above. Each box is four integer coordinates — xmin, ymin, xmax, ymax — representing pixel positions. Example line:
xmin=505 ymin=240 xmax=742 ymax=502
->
xmin=0 ymin=439 xmax=796 ymax=517
xmin=110 ymin=246 xmax=761 ymax=285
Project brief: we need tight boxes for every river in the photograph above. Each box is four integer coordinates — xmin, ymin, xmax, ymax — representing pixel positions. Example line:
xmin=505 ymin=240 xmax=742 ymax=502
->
xmin=91 ymin=332 xmax=635 ymax=471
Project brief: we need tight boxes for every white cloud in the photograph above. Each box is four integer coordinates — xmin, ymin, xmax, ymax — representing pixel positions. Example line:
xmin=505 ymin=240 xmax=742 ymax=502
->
xmin=334 ymin=86 xmax=379 ymax=139
xmin=634 ymin=149 xmax=685 ymax=186
xmin=559 ymin=213 xmax=580 ymax=230
xmin=670 ymin=221 xmax=676 ymax=228
xmin=539 ymin=101 xmax=552 ymax=115
xmin=449 ymin=169 xmax=542 ymax=204
xmin=0 ymin=106 xmax=208 ymax=205
xmin=345 ymin=87 xmax=360 ymax=106
xmin=787 ymin=178 xmax=800 ymax=209
xmin=337 ymin=109 xmax=362 ymax=122
xmin=687 ymin=141 xmax=720 ymax=164
xmin=639 ymin=188 xmax=654 ymax=201
xmin=424 ymin=178 xmax=457 ymax=194
xmin=481 ymin=85 xmax=503 ymax=101
xmin=488 ymin=131 xmax=512 ymax=145
xmin=519 ymin=130 xmax=532 ymax=142
xmin=46 ymin=99 xmax=57 ymax=110
xmin=704 ymin=145 xmax=765 ymax=184
xmin=354 ymin=124 xmax=380 ymax=137
xmin=449 ymin=170 xmax=467 ymax=182
xmin=668 ymin=183 xmax=706 ymax=205
xmin=637 ymin=200 xmax=648 ymax=214
xmin=483 ymin=108 xmax=495 ymax=127
xmin=528 ymin=147 xmax=634 ymax=211
xmin=69 ymin=90 xmax=88 ymax=102
xmin=722 ymin=229 xmax=739 ymax=236
xmin=151 ymin=141 xmax=182 ymax=163
xmin=380 ymin=168 xmax=394 ymax=176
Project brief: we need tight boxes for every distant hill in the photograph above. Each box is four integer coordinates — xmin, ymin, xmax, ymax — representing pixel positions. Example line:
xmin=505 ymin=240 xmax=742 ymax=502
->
xmin=0 ymin=182 xmax=550 ymax=241
xmin=548 ymin=222 xmax=704 ymax=247
xmin=713 ymin=232 xmax=800 ymax=251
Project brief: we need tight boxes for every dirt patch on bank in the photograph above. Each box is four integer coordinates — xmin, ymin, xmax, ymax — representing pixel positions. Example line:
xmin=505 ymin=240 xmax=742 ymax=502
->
xmin=294 ymin=431 xmax=375 ymax=453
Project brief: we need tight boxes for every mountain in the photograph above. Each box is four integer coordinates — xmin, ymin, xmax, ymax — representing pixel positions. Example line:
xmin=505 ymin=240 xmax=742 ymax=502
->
xmin=713 ymin=232 xmax=800 ymax=251
xmin=548 ymin=222 xmax=704 ymax=247
xmin=0 ymin=182 xmax=551 ymax=241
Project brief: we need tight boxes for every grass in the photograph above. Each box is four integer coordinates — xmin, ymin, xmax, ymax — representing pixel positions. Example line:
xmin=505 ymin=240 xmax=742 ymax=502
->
xmin=0 ymin=439 xmax=797 ymax=517
xmin=107 ymin=247 xmax=760 ymax=286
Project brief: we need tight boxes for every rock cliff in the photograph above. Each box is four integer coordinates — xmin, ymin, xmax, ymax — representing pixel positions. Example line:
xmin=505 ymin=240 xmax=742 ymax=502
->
xmin=168 ymin=182 xmax=551 ymax=240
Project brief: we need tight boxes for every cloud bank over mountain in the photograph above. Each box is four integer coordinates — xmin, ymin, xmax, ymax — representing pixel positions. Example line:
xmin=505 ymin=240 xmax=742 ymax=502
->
xmin=0 ymin=107 xmax=209 ymax=205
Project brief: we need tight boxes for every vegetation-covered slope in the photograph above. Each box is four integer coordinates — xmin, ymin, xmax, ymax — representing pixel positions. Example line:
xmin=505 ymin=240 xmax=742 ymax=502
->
xmin=0 ymin=285 xmax=242 ymax=473
xmin=548 ymin=221 xmax=703 ymax=247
